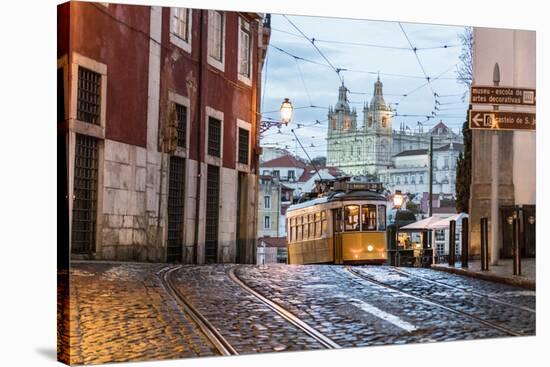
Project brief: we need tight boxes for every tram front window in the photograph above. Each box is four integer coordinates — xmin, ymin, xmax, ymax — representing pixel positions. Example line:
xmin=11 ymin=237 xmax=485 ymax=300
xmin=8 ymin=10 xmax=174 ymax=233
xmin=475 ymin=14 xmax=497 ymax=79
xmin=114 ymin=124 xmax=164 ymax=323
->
xmin=361 ymin=204 xmax=377 ymax=231
xmin=344 ymin=205 xmax=360 ymax=231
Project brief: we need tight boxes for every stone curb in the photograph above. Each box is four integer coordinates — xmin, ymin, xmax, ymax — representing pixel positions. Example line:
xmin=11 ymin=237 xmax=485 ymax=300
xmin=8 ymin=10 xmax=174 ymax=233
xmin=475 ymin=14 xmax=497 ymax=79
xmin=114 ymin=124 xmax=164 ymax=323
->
xmin=431 ymin=264 xmax=536 ymax=291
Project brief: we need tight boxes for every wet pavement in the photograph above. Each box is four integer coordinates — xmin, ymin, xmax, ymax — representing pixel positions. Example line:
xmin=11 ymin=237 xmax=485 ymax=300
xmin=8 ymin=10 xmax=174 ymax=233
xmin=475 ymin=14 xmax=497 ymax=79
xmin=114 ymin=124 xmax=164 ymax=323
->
xmin=64 ymin=263 xmax=216 ymax=365
xmin=65 ymin=262 xmax=536 ymax=364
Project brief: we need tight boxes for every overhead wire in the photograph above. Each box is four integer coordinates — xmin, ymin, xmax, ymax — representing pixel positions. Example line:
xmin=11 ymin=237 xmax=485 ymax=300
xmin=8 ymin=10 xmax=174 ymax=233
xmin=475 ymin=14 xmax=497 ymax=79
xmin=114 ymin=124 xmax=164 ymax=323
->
xmin=262 ymin=15 xmax=467 ymax=159
xmin=282 ymin=15 xmax=344 ymax=83
xmin=270 ymin=27 xmax=461 ymax=51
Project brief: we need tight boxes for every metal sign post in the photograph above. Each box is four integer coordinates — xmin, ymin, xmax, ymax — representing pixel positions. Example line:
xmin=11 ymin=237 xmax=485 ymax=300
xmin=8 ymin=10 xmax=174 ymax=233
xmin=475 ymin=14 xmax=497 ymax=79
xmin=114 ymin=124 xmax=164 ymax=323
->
xmin=448 ymin=220 xmax=456 ymax=267
xmin=480 ymin=217 xmax=489 ymax=271
xmin=513 ymin=210 xmax=522 ymax=276
xmin=490 ymin=63 xmax=500 ymax=267
xmin=461 ymin=217 xmax=469 ymax=268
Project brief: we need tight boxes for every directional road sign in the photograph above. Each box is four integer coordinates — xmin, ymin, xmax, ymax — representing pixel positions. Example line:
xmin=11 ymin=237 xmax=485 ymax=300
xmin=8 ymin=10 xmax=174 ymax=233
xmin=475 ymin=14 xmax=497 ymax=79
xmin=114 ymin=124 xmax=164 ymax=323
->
xmin=469 ymin=110 xmax=536 ymax=131
xmin=470 ymin=86 xmax=536 ymax=106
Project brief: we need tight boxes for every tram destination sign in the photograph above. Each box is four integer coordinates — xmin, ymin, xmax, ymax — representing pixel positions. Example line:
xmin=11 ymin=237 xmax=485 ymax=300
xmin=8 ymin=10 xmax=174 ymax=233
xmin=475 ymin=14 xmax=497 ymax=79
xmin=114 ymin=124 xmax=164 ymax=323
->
xmin=469 ymin=110 xmax=536 ymax=131
xmin=470 ymin=86 xmax=536 ymax=106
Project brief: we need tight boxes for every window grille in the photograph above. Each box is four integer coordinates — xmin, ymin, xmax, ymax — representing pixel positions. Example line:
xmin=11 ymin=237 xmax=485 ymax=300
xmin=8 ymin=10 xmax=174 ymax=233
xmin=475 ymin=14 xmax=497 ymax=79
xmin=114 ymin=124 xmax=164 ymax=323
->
xmin=208 ymin=117 xmax=221 ymax=157
xmin=238 ymin=128 xmax=249 ymax=164
xmin=205 ymin=165 xmax=220 ymax=263
xmin=77 ymin=67 xmax=101 ymax=125
xmin=175 ymin=104 xmax=187 ymax=148
xmin=167 ymin=156 xmax=186 ymax=262
xmin=72 ymin=134 xmax=99 ymax=254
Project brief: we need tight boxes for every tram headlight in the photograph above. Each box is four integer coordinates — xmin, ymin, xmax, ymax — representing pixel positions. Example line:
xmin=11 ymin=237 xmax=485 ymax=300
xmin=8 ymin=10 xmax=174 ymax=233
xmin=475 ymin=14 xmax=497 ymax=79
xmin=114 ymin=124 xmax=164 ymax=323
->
xmin=367 ymin=244 xmax=374 ymax=252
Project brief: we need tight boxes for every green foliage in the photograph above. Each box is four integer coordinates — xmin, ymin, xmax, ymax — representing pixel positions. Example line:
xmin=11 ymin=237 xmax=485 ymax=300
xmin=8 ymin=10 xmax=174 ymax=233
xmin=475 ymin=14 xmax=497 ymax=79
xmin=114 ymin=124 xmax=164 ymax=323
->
xmin=395 ymin=210 xmax=416 ymax=222
xmin=406 ymin=201 xmax=420 ymax=214
xmin=455 ymin=117 xmax=472 ymax=213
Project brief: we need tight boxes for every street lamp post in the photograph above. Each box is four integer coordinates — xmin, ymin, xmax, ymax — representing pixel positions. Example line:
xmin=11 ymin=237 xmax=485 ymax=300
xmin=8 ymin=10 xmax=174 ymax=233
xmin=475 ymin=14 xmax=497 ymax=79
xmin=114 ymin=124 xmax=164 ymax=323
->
xmin=260 ymin=98 xmax=293 ymax=134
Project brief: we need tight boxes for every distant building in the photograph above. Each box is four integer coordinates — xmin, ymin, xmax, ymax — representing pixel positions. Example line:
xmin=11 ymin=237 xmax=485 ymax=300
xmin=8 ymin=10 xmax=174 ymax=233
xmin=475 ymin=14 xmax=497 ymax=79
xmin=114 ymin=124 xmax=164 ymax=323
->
xmin=259 ymin=154 xmax=343 ymax=199
xmin=420 ymin=193 xmax=457 ymax=214
xmin=257 ymin=237 xmax=288 ymax=264
xmin=326 ymin=78 xmax=463 ymax=177
xmin=379 ymin=142 xmax=464 ymax=195
xmin=259 ymin=146 xmax=294 ymax=163
xmin=58 ymin=3 xmax=270 ymax=263
xmin=257 ymin=175 xmax=293 ymax=238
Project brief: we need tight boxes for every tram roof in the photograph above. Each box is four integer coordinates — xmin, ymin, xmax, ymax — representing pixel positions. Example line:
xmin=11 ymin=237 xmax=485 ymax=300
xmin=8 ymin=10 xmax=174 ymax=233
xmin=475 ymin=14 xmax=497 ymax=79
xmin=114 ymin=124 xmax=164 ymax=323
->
xmin=288 ymin=190 xmax=388 ymax=212
xmin=328 ymin=190 xmax=387 ymax=202
xmin=288 ymin=196 xmax=328 ymax=211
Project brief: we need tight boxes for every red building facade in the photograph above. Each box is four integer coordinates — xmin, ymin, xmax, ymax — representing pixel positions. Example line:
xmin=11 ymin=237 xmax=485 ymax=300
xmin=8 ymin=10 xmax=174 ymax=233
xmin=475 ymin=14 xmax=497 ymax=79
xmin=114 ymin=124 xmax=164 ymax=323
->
xmin=58 ymin=2 xmax=270 ymax=263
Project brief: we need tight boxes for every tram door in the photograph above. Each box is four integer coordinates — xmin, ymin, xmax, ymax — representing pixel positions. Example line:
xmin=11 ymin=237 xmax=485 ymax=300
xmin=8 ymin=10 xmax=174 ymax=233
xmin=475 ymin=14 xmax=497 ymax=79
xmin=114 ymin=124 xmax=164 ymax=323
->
xmin=332 ymin=208 xmax=343 ymax=264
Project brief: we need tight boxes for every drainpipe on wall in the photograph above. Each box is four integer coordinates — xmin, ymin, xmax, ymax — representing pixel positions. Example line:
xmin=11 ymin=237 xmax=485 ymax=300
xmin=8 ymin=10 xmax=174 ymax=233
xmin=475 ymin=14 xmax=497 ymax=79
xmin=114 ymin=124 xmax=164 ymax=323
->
xmin=193 ymin=10 xmax=206 ymax=265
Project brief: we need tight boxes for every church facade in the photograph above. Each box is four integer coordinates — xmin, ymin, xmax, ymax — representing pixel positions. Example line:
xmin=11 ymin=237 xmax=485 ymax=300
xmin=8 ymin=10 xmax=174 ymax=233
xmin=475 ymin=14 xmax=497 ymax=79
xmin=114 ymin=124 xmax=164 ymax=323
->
xmin=326 ymin=77 xmax=464 ymax=183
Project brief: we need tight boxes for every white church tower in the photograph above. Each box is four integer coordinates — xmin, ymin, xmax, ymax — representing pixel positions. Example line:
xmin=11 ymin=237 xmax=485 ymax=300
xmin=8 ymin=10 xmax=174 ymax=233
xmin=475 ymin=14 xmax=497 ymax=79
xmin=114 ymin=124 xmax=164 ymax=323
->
xmin=326 ymin=82 xmax=359 ymax=169
xmin=364 ymin=76 xmax=393 ymax=174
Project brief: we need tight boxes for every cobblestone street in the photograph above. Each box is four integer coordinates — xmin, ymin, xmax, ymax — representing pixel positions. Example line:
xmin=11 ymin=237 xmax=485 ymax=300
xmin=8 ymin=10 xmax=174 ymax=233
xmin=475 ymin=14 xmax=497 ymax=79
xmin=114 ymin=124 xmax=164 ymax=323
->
xmin=66 ymin=262 xmax=536 ymax=364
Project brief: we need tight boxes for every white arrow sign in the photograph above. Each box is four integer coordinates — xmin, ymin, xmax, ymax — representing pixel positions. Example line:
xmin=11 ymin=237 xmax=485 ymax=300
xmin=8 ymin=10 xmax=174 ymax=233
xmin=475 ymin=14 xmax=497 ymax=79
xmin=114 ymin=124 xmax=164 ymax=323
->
xmin=472 ymin=112 xmax=483 ymax=127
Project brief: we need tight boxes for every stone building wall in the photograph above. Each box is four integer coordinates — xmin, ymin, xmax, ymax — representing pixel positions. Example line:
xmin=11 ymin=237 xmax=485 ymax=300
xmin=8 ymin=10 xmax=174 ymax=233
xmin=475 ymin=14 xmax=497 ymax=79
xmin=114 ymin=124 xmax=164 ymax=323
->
xmin=100 ymin=140 xmax=165 ymax=261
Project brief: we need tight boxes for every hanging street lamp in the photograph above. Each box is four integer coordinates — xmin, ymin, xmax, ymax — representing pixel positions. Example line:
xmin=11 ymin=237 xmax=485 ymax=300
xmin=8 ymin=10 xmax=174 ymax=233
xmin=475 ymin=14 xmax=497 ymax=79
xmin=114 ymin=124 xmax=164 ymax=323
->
xmin=260 ymin=98 xmax=293 ymax=133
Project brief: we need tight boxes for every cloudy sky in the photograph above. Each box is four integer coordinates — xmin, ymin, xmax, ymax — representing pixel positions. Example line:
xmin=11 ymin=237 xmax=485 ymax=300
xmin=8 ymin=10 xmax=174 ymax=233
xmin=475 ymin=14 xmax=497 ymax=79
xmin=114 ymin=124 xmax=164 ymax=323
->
xmin=260 ymin=14 xmax=469 ymax=159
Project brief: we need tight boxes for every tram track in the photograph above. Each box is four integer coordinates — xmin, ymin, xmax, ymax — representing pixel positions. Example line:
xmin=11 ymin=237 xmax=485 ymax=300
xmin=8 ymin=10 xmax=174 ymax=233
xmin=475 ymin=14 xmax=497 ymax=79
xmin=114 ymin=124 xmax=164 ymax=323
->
xmin=158 ymin=266 xmax=238 ymax=356
xmin=390 ymin=267 xmax=535 ymax=314
xmin=228 ymin=266 xmax=342 ymax=349
xmin=345 ymin=266 xmax=526 ymax=337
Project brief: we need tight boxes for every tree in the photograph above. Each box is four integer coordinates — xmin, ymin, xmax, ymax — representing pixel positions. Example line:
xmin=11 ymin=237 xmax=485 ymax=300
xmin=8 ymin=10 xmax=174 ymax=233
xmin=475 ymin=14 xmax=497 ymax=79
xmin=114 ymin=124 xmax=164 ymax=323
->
xmin=455 ymin=117 xmax=472 ymax=213
xmin=456 ymin=27 xmax=473 ymax=88
xmin=395 ymin=210 xmax=416 ymax=222
xmin=406 ymin=201 xmax=421 ymax=215
xmin=310 ymin=156 xmax=326 ymax=167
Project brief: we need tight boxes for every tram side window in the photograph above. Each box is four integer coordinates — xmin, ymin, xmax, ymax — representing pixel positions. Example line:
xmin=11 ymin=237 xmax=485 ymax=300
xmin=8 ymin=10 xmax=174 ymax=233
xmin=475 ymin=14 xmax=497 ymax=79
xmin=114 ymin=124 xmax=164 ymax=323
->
xmin=296 ymin=217 xmax=302 ymax=241
xmin=334 ymin=209 xmax=343 ymax=232
xmin=303 ymin=215 xmax=309 ymax=239
xmin=315 ymin=212 xmax=322 ymax=238
xmin=361 ymin=204 xmax=377 ymax=231
xmin=344 ymin=205 xmax=360 ymax=231
xmin=289 ymin=218 xmax=294 ymax=242
xmin=378 ymin=204 xmax=387 ymax=231
xmin=309 ymin=214 xmax=315 ymax=240
xmin=321 ymin=210 xmax=327 ymax=235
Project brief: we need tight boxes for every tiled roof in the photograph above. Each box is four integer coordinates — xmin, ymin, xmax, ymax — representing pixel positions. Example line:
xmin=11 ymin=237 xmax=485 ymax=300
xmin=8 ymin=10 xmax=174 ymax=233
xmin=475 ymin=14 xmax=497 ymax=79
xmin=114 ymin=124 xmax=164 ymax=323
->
xmin=432 ymin=206 xmax=457 ymax=214
xmin=297 ymin=167 xmax=315 ymax=182
xmin=430 ymin=121 xmax=450 ymax=134
xmin=434 ymin=143 xmax=464 ymax=152
xmin=261 ymin=155 xmax=306 ymax=168
xmin=393 ymin=149 xmax=428 ymax=157
xmin=297 ymin=165 xmax=343 ymax=182
xmin=258 ymin=237 xmax=287 ymax=248
xmin=393 ymin=143 xmax=464 ymax=158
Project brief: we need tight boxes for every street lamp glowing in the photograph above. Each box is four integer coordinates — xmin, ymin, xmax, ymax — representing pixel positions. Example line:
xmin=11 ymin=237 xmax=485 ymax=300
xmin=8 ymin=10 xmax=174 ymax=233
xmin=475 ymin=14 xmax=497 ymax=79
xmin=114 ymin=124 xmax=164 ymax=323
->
xmin=280 ymin=98 xmax=293 ymax=125
xmin=393 ymin=190 xmax=404 ymax=209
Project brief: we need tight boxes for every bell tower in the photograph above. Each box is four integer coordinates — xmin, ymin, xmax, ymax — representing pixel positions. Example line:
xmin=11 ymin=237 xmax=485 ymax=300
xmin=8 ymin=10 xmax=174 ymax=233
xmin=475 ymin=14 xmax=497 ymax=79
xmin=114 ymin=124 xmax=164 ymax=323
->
xmin=364 ymin=76 xmax=393 ymax=174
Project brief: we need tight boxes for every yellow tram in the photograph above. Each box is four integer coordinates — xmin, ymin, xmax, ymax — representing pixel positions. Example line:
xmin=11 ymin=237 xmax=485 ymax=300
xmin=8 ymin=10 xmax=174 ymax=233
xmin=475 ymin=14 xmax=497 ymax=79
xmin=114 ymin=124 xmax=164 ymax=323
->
xmin=286 ymin=181 xmax=388 ymax=265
